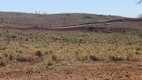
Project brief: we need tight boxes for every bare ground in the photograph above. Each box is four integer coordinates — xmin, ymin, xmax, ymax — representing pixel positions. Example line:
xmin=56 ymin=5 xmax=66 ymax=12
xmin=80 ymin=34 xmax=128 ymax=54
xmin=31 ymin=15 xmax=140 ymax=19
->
xmin=0 ymin=62 xmax=142 ymax=80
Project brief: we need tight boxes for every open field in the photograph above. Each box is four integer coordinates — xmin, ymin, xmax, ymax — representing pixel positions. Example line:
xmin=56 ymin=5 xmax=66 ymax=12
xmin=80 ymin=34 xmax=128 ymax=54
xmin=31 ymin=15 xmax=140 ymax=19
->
xmin=0 ymin=28 xmax=142 ymax=79
xmin=0 ymin=29 xmax=142 ymax=63
xmin=0 ymin=12 xmax=142 ymax=80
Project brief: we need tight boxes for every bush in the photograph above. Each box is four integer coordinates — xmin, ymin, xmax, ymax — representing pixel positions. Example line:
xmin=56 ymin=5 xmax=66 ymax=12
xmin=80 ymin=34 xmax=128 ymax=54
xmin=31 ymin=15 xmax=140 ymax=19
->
xmin=35 ymin=51 xmax=42 ymax=58
xmin=16 ymin=57 xmax=28 ymax=62
xmin=41 ymin=58 xmax=54 ymax=68
xmin=108 ymin=55 xmax=123 ymax=61
xmin=135 ymin=47 xmax=142 ymax=51
xmin=52 ymin=55 xmax=58 ymax=62
xmin=89 ymin=55 xmax=100 ymax=61
xmin=45 ymin=50 xmax=53 ymax=55
xmin=0 ymin=59 xmax=6 ymax=67
xmin=87 ymin=27 xmax=95 ymax=31
xmin=135 ymin=47 xmax=140 ymax=51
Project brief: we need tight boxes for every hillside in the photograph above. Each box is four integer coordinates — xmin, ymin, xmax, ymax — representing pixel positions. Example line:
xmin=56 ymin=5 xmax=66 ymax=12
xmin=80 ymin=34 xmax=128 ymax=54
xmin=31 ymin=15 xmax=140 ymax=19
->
xmin=0 ymin=12 xmax=142 ymax=33
xmin=0 ymin=12 xmax=124 ymax=27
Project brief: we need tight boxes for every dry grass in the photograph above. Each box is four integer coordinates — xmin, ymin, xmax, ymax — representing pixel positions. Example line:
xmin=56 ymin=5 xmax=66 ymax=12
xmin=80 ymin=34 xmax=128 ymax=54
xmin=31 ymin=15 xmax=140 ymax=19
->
xmin=0 ymin=29 xmax=142 ymax=68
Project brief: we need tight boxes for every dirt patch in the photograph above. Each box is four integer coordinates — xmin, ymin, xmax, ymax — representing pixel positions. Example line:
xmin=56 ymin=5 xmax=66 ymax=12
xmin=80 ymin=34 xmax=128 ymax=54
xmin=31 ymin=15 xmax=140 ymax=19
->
xmin=0 ymin=62 xmax=142 ymax=80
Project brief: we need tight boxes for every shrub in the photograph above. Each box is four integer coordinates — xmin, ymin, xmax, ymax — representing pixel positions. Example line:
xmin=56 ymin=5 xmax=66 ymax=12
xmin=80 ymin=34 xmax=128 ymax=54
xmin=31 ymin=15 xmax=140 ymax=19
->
xmin=0 ymin=59 xmax=6 ymax=67
xmin=55 ymin=60 xmax=68 ymax=66
xmin=89 ymin=55 xmax=100 ymax=61
xmin=135 ymin=47 xmax=140 ymax=51
xmin=16 ymin=57 xmax=28 ymax=62
xmin=41 ymin=58 xmax=54 ymax=68
xmin=2 ymin=53 xmax=14 ymax=61
xmin=87 ymin=27 xmax=95 ymax=31
xmin=83 ymin=16 xmax=92 ymax=19
xmin=35 ymin=51 xmax=42 ymax=58
xmin=135 ymin=51 xmax=141 ymax=55
xmin=77 ymin=56 xmax=88 ymax=62
xmin=9 ymin=54 xmax=13 ymax=61
xmin=52 ymin=54 xmax=58 ymax=62
xmin=45 ymin=50 xmax=53 ymax=55
xmin=125 ymin=54 xmax=140 ymax=61
xmin=11 ymin=35 xmax=16 ymax=39
xmin=135 ymin=47 xmax=142 ymax=52
xmin=108 ymin=55 xmax=123 ymax=61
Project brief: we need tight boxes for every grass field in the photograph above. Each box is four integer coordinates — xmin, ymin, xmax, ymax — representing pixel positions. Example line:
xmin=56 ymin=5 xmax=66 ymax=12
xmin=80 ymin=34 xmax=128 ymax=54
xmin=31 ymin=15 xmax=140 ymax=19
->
xmin=0 ymin=29 xmax=142 ymax=68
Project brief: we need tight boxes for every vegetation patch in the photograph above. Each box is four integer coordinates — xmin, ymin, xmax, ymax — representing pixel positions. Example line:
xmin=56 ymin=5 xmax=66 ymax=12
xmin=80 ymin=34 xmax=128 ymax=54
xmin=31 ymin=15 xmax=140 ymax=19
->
xmin=0 ymin=29 xmax=142 ymax=68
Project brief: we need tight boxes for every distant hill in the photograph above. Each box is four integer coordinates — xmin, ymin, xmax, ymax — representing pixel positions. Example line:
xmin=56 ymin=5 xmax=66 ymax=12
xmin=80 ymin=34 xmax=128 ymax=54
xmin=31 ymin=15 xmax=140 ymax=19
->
xmin=0 ymin=12 xmax=142 ymax=33
xmin=0 ymin=12 xmax=124 ymax=28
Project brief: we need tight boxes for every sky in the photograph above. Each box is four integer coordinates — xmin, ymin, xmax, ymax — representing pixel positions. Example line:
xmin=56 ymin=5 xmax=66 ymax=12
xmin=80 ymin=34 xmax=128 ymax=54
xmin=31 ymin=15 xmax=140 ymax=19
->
xmin=0 ymin=0 xmax=142 ymax=17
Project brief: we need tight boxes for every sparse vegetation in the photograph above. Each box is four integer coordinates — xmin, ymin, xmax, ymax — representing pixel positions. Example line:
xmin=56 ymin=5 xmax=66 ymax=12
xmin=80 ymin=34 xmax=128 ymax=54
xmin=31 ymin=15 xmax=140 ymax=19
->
xmin=0 ymin=12 xmax=124 ymax=28
xmin=0 ymin=29 xmax=141 ymax=68
xmin=0 ymin=12 xmax=142 ymax=80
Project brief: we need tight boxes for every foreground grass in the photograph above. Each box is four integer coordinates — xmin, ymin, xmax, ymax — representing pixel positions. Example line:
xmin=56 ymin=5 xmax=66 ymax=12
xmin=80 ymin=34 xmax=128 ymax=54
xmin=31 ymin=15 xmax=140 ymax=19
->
xmin=0 ymin=29 xmax=142 ymax=68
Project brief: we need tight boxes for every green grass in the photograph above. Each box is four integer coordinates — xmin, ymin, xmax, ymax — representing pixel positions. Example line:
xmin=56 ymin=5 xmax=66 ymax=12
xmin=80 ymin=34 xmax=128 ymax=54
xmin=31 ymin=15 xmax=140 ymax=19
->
xmin=0 ymin=29 xmax=142 ymax=67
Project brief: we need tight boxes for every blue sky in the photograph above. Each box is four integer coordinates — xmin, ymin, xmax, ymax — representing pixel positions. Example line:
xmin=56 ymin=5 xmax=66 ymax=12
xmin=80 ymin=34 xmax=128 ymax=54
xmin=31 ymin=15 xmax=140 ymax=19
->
xmin=0 ymin=0 xmax=142 ymax=17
